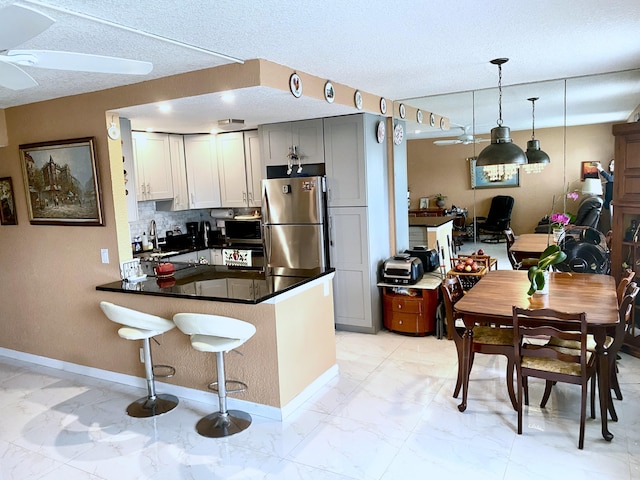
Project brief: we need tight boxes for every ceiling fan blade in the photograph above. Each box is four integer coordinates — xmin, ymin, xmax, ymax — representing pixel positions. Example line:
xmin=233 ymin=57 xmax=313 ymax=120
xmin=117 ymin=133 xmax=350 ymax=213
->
xmin=0 ymin=5 xmax=55 ymax=51
xmin=0 ymin=61 xmax=38 ymax=90
xmin=6 ymin=50 xmax=153 ymax=75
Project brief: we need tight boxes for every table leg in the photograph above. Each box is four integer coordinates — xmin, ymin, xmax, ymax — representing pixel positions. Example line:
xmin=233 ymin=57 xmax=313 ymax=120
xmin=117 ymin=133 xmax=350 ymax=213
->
xmin=595 ymin=329 xmax=614 ymax=441
xmin=458 ymin=325 xmax=473 ymax=412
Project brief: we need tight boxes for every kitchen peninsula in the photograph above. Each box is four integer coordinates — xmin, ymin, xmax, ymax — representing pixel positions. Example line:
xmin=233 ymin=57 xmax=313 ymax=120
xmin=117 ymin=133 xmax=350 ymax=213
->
xmin=96 ymin=265 xmax=336 ymax=419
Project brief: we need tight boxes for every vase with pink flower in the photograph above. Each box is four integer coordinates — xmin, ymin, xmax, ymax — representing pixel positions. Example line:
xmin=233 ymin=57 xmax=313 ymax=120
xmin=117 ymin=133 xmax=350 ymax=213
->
xmin=550 ymin=212 xmax=570 ymax=242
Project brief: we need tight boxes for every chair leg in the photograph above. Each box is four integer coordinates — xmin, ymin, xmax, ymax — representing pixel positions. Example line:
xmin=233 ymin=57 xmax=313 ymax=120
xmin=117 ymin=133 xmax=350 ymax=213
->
xmin=590 ymin=374 xmax=596 ymax=420
xmin=516 ymin=366 xmax=523 ymax=435
xmin=611 ymin=358 xmax=623 ymax=401
xmin=540 ymin=380 xmax=553 ymax=408
xmin=505 ymin=355 xmax=517 ymax=411
xmin=578 ymin=382 xmax=587 ymax=449
xmin=523 ymin=376 xmax=529 ymax=406
xmin=195 ymin=351 xmax=252 ymax=438
xmin=126 ymin=337 xmax=179 ymax=418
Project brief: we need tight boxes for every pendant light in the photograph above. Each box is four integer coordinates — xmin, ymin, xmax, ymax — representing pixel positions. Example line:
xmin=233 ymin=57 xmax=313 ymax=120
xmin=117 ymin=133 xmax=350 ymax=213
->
xmin=522 ymin=97 xmax=550 ymax=174
xmin=476 ymin=58 xmax=527 ymax=180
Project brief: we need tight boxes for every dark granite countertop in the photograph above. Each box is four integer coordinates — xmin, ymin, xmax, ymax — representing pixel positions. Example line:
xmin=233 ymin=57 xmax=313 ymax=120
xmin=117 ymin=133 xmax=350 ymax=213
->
xmin=408 ymin=217 xmax=454 ymax=228
xmin=96 ymin=264 xmax=335 ymax=304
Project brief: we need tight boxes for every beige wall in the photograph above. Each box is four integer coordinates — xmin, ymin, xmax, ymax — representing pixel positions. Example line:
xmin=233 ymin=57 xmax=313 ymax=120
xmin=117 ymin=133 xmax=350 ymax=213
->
xmin=407 ymin=123 xmax=615 ymax=235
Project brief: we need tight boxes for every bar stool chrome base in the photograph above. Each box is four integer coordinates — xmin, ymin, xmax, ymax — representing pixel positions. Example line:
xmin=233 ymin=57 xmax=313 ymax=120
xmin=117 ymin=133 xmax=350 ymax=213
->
xmin=196 ymin=410 xmax=252 ymax=438
xmin=127 ymin=393 xmax=179 ymax=418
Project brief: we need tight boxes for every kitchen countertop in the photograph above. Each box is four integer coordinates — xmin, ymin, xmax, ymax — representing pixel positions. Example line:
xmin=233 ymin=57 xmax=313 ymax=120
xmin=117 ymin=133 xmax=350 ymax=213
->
xmin=408 ymin=217 xmax=454 ymax=228
xmin=96 ymin=264 xmax=335 ymax=304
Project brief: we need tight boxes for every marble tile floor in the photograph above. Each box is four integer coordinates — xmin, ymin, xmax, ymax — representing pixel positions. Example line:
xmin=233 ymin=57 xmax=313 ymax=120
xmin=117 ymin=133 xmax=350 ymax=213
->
xmin=2 ymin=329 xmax=640 ymax=479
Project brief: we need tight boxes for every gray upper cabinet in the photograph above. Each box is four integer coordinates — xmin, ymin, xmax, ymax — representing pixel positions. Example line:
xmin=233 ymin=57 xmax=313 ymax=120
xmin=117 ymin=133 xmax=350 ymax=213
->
xmin=259 ymin=119 xmax=325 ymax=172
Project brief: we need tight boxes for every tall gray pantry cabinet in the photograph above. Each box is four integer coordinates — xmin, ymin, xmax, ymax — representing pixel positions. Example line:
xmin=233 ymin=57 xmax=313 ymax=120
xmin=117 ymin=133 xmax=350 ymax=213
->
xmin=324 ymin=114 xmax=390 ymax=334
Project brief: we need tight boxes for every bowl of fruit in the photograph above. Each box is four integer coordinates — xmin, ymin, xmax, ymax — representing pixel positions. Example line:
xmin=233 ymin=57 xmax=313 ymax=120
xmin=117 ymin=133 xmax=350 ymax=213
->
xmin=453 ymin=257 xmax=482 ymax=273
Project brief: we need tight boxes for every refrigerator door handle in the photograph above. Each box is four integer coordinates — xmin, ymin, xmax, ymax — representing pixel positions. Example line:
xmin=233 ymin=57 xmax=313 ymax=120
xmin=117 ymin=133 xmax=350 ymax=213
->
xmin=329 ymin=215 xmax=334 ymax=246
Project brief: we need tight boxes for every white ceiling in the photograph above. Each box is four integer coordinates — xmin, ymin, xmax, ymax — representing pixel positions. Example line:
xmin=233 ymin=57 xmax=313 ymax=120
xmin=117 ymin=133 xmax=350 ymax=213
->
xmin=2 ymin=0 xmax=640 ymax=139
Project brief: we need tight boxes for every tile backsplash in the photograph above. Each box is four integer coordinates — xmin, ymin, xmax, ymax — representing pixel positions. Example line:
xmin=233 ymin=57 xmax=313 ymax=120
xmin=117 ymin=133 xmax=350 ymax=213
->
xmin=129 ymin=201 xmax=258 ymax=240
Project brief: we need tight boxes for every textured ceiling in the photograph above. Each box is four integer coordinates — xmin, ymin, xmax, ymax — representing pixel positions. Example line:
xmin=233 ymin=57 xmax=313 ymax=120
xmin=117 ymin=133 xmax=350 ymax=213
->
xmin=1 ymin=0 xmax=639 ymax=138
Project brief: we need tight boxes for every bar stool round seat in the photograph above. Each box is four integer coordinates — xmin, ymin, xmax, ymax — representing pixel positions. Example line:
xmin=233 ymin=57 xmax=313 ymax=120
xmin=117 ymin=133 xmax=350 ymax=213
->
xmin=173 ymin=313 xmax=256 ymax=438
xmin=99 ymin=301 xmax=178 ymax=418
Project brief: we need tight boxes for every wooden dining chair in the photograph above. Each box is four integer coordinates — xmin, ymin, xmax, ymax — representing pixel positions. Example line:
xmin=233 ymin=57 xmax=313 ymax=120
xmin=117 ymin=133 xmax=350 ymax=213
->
xmin=605 ymin=282 xmax=638 ymax=415
xmin=441 ymin=277 xmax=517 ymax=410
xmin=504 ymin=228 xmax=537 ymax=270
xmin=617 ymin=269 xmax=635 ymax=305
xmin=512 ymin=306 xmax=596 ymax=449
xmin=547 ymin=282 xmax=639 ymax=420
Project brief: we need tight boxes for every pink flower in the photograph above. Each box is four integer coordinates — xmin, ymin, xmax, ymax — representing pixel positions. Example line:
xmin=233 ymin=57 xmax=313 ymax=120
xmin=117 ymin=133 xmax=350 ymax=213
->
xmin=550 ymin=212 xmax=570 ymax=226
xmin=567 ymin=192 xmax=579 ymax=201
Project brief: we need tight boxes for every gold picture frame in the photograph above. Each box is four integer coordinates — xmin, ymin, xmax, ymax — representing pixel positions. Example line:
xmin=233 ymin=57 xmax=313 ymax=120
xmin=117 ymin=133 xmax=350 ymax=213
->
xmin=19 ymin=137 xmax=104 ymax=226
xmin=0 ymin=177 xmax=18 ymax=225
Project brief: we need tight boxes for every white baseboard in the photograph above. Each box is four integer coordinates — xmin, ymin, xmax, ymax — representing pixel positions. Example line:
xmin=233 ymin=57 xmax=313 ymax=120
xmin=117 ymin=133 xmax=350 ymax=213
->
xmin=0 ymin=347 xmax=338 ymax=421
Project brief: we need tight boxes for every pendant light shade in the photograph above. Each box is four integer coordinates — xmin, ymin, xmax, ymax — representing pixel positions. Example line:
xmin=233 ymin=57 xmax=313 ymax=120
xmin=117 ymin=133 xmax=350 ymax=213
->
xmin=476 ymin=58 xmax=527 ymax=179
xmin=523 ymin=97 xmax=550 ymax=174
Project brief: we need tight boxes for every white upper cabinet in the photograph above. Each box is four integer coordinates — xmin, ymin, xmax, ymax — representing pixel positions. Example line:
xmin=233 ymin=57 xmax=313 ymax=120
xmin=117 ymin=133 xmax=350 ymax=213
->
xmin=218 ymin=130 xmax=262 ymax=208
xmin=165 ymin=134 xmax=188 ymax=211
xmin=183 ymin=134 xmax=222 ymax=209
xmin=259 ymin=119 xmax=324 ymax=170
xmin=244 ymin=130 xmax=262 ymax=208
xmin=132 ymin=132 xmax=174 ymax=201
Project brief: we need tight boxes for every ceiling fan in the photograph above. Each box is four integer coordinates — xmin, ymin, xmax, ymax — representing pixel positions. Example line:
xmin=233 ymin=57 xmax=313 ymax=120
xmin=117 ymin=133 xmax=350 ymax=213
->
xmin=0 ymin=4 xmax=153 ymax=91
xmin=434 ymin=125 xmax=489 ymax=146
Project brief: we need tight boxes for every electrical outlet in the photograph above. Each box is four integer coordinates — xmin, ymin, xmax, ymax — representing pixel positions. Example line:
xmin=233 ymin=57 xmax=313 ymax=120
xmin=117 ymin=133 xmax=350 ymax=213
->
xmin=139 ymin=347 xmax=144 ymax=363
xmin=101 ymin=248 xmax=109 ymax=264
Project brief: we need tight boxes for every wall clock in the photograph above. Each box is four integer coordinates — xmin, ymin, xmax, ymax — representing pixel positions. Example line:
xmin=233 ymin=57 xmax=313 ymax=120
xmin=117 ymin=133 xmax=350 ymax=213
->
xmin=440 ymin=117 xmax=446 ymax=130
xmin=416 ymin=110 xmax=423 ymax=124
xmin=376 ymin=120 xmax=385 ymax=143
xmin=399 ymin=103 xmax=406 ymax=119
xmin=429 ymin=112 xmax=435 ymax=127
xmin=393 ymin=124 xmax=404 ymax=145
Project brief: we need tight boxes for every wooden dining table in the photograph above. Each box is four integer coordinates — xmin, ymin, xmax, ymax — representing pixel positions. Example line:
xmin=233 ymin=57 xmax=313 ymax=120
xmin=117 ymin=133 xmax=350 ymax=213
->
xmin=454 ymin=269 xmax=618 ymax=442
xmin=509 ymin=233 xmax=555 ymax=262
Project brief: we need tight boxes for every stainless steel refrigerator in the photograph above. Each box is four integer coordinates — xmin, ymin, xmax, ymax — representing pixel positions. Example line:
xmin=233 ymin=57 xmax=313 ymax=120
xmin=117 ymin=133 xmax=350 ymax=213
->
xmin=262 ymin=176 xmax=328 ymax=276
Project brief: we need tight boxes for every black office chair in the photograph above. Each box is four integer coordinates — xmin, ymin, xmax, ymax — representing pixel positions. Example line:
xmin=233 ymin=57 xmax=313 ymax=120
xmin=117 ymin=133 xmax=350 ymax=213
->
xmin=476 ymin=195 xmax=514 ymax=243
xmin=574 ymin=196 xmax=603 ymax=229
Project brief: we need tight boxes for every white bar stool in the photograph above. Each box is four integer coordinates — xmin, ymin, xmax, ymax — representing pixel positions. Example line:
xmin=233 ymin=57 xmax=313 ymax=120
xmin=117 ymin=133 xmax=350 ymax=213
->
xmin=173 ymin=313 xmax=256 ymax=438
xmin=99 ymin=301 xmax=179 ymax=418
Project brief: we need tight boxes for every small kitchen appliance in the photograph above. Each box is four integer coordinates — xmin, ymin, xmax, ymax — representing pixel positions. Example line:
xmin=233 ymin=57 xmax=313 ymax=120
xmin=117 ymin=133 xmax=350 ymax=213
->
xmin=186 ymin=222 xmax=198 ymax=247
xmin=404 ymin=246 xmax=439 ymax=272
xmin=200 ymin=221 xmax=211 ymax=248
xmin=382 ymin=254 xmax=424 ymax=285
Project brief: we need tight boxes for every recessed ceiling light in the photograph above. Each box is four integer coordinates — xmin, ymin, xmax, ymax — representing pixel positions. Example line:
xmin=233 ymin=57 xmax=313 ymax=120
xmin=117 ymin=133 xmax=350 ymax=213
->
xmin=221 ymin=92 xmax=235 ymax=103
xmin=145 ymin=127 xmax=154 ymax=132
xmin=158 ymin=104 xmax=172 ymax=113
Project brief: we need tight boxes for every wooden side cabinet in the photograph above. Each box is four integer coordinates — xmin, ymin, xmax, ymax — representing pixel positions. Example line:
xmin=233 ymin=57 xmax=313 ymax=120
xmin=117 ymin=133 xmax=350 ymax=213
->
xmin=382 ymin=285 xmax=438 ymax=336
xmin=611 ymin=122 xmax=640 ymax=356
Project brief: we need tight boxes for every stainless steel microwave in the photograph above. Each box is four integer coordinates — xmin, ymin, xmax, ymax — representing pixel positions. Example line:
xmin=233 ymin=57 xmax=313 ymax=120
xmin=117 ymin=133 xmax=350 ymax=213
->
xmin=224 ymin=219 xmax=262 ymax=246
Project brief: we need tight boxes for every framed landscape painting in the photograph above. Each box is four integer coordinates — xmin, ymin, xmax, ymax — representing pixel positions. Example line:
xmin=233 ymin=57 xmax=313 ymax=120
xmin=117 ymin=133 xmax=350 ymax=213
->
xmin=0 ymin=177 xmax=18 ymax=225
xmin=469 ymin=158 xmax=520 ymax=189
xmin=19 ymin=137 xmax=104 ymax=226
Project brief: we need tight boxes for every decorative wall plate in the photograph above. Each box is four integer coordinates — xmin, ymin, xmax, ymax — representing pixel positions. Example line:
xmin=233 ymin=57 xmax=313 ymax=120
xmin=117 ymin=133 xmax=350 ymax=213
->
xmin=376 ymin=120 xmax=385 ymax=143
xmin=354 ymin=90 xmax=363 ymax=110
xmin=416 ymin=110 xmax=423 ymax=124
xmin=393 ymin=124 xmax=404 ymax=145
xmin=289 ymin=73 xmax=302 ymax=98
xmin=429 ymin=112 xmax=435 ymax=127
xmin=399 ymin=103 xmax=406 ymax=119
xmin=380 ymin=97 xmax=387 ymax=114
xmin=324 ymin=81 xmax=335 ymax=103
